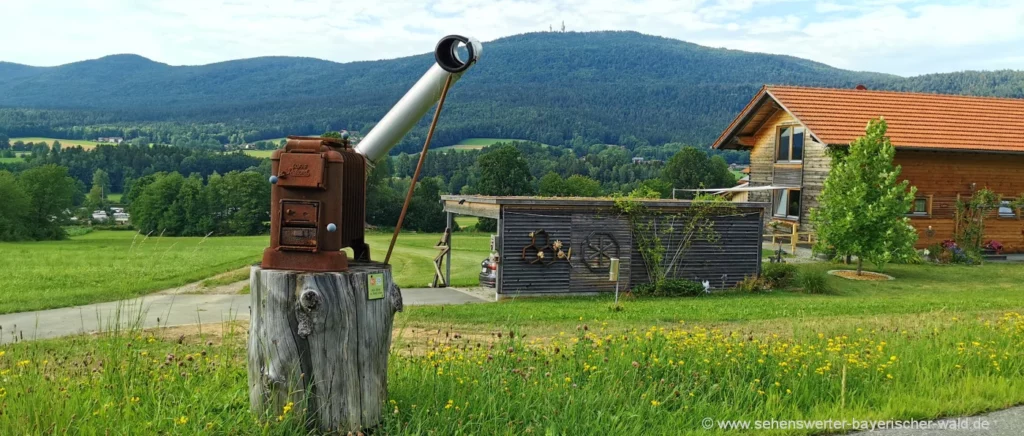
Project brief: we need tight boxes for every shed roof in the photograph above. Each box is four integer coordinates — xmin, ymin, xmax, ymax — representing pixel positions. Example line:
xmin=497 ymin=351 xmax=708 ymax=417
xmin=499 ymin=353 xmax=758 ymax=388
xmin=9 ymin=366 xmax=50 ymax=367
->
xmin=441 ymin=195 xmax=767 ymax=219
xmin=713 ymin=85 xmax=1024 ymax=153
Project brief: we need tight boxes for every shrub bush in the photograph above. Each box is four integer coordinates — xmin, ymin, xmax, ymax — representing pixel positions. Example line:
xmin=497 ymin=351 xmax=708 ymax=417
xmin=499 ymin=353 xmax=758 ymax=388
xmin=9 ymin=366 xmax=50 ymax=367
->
xmin=632 ymin=279 xmax=705 ymax=297
xmin=761 ymin=263 xmax=797 ymax=289
xmin=797 ymin=269 xmax=832 ymax=294
xmin=733 ymin=276 xmax=768 ymax=293
xmin=926 ymin=240 xmax=981 ymax=265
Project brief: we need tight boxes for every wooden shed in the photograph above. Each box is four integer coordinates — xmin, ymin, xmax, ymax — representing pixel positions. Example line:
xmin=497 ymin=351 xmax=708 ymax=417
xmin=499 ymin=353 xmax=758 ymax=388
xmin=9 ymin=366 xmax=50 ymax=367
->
xmin=441 ymin=196 xmax=767 ymax=298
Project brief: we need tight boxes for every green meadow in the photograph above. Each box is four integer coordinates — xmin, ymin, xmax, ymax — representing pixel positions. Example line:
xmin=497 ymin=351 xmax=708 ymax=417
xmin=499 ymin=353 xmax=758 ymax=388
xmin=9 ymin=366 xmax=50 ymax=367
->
xmin=0 ymin=230 xmax=490 ymax=314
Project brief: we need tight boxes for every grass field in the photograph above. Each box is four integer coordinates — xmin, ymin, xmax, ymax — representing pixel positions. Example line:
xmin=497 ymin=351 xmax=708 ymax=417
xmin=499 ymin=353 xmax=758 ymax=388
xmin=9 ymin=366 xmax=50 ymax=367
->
xmin=241 ymin=149 xmax=275 ymax=158
xmin=0 ymin=230 xmax=490 ymax=314
xmin=0 ymin=232 xmax=265 ymax=314
xmin=107 ymin=193 xmax=123 ymax=203
xmin=10 ymin=137 xmax=102 ymax=150
xmin=454 ymin=215 xmax=480 ymax=231
xmin=2 ymin=262 xmax=1024 ymax=433
xmin=433 ymin=137 xmax=527 ymax=152
xmin=0 ymin=152 xmax=30 ymax=163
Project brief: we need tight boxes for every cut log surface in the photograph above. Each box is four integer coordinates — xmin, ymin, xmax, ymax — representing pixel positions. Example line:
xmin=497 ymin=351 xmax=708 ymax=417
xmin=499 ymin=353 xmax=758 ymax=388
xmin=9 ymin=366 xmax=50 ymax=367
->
xmin=248 ymin=263 xmax=402 ymax=433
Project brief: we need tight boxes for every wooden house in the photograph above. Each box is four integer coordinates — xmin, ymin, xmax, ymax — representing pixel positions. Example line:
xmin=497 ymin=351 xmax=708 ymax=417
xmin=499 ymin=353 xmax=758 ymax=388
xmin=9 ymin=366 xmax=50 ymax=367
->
xmin=714 ymin=85 xmax=1024 ymax=252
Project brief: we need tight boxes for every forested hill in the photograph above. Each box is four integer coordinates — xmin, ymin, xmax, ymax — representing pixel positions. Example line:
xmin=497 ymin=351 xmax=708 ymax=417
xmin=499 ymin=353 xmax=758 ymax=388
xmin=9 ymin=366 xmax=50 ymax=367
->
xmin=2 ymin=31 xmax=1023 ymax=153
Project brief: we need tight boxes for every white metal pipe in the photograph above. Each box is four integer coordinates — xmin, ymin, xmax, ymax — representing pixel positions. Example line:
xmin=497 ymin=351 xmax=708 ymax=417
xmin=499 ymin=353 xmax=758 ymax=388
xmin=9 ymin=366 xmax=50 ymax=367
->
xmin=355 ymin=35 xmax=482 ymax=162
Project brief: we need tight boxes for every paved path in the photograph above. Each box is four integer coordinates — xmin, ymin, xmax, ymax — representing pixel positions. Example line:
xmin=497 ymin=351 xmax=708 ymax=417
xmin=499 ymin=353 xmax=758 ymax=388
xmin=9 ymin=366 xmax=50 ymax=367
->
xmin=847 ymin=405 xmax=1024 ymax=435
xmin=0 ymin=287 xmax=488 ymax=345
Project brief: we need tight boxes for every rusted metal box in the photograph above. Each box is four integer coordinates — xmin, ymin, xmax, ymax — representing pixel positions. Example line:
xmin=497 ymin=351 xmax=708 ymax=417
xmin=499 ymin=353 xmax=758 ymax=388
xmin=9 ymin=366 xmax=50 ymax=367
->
xmin=261 ymin=136 xmax=369 ymax=272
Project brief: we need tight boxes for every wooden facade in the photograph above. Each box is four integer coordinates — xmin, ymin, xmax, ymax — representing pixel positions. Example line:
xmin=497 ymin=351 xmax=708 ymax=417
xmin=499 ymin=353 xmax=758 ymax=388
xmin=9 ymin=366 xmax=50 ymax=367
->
xmin=896 ymin=151 xmax=1024 ymax=251
xmin=715 ymin=85 xmax=1024 ymax=253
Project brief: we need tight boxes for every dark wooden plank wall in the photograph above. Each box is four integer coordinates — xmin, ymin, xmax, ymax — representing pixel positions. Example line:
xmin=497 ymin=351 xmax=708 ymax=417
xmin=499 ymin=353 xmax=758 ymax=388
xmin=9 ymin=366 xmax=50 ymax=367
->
xmin=629 ymin=211 xmax=763 ymax=289
xmin=498 ymin=210 xmax=573 ymax=294
xmin=499 ymin=205 xmax=765 ymax=293
xmin=569 ymin=213 xmax=633 ymax=293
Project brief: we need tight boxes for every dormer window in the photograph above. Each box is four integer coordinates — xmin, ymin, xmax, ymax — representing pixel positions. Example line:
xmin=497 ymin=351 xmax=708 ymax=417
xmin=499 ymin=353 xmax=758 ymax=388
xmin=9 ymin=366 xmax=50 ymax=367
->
xmin=776 ymin=126 xmax=804 ymax=162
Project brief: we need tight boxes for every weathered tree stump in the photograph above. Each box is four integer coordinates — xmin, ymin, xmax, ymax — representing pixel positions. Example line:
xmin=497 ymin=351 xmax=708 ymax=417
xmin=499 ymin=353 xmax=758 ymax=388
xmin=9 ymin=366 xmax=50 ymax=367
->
xmin=247 ymin=263 xmax=403 ymax=433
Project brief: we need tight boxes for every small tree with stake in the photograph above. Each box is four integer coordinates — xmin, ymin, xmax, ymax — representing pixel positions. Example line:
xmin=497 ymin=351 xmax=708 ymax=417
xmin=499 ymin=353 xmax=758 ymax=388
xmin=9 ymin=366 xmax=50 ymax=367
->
xmin=811 ymin=118 xmax=919 ymax=275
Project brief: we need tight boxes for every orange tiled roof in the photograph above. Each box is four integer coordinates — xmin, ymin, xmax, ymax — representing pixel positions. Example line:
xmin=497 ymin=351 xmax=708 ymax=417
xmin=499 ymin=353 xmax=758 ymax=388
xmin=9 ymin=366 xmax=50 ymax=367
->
xmin=766 ymin=86 xmax=1024 ymax=152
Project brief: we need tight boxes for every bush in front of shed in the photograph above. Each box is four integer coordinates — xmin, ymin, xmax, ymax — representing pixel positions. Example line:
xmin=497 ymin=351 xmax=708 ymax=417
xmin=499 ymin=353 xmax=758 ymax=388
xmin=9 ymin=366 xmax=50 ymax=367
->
xmin=761 ymin=263 xmax=797 ymax=289
xmin=733 ymin=276 xmax=769 ymax=293
xmin=632 ymin=279 xmax=705 ymax=297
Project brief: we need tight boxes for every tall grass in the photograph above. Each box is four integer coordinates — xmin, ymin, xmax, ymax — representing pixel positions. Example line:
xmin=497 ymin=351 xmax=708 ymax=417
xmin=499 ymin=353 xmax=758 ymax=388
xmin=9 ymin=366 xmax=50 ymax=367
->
xmin=385 ymin=312 xmax=1024 ymax=434
xmin=2 ymin=311 xmax=1023 ymax=433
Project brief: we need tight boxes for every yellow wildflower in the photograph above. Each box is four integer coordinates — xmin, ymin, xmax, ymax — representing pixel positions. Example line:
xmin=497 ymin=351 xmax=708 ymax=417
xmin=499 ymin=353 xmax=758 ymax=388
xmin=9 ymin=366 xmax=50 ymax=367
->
xmin=176 ymin=416 xmax=188 ymax=425
xmin=650 ymin=400 xmax=661 ymax=407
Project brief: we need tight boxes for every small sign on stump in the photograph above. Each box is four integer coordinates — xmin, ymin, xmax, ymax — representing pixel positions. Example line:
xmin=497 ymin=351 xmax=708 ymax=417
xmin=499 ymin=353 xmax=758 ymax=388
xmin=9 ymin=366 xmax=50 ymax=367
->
xmin=247 ymin=263 xmax=403 ymax=433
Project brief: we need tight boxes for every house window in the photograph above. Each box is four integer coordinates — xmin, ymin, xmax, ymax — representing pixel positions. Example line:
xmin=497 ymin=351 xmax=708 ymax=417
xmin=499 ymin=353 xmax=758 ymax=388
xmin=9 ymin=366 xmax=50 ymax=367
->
xmin=998 ymin=200 xmax=1017 ymax=218
xmin=910 ymin=197 xmax=930 ymax=216
xmin=773 ymin=189 xmax=801 ymax=219
xmin=776 ymin=126 xmax=805 ymax=162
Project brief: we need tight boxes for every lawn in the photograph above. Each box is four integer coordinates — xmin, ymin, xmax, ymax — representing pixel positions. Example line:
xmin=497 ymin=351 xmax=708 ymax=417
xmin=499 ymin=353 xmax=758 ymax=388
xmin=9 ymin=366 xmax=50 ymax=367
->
xmin=107 ymin=193 xmax=124 ymax=203
xmin=454 ymin=215 xmax=480 ymax=231
xmin=10 ymin=137 xmax=101 ymax=150
xmin=400 ymin=262 xmax=1024 ymax=333
xmin=0 ymin=232 xmax=265 ymax=314
xmin=0 ymin=230 xmax=490 ymax=314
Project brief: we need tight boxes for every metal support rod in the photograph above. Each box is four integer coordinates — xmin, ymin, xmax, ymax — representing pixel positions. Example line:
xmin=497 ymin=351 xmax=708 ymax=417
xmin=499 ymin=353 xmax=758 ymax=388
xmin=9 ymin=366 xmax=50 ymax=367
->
xmin=384 ymin=73 xmax=454 ymax=265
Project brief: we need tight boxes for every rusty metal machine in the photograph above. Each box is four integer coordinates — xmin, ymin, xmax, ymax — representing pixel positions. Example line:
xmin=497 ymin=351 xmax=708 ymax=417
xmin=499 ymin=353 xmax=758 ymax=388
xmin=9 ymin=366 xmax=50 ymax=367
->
xmin=262 ymin=35 xmax=481 ymax=272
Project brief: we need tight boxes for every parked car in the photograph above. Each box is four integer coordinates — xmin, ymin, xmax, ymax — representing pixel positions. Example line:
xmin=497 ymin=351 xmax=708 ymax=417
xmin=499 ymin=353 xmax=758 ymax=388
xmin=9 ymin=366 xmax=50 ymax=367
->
xmin=479 ymin=257 xmax=497 ymax=288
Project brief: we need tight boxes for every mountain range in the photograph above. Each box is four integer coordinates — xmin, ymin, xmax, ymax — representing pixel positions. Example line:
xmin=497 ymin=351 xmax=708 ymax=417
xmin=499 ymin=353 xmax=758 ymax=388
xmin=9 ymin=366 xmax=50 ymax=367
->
xmin=2 ymin=31 xmax=1023 ymax=153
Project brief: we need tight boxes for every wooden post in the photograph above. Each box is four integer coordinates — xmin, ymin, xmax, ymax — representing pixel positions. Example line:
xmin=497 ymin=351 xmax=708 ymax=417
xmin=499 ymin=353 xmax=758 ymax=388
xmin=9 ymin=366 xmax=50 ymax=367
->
xmin=790 ymin=222 xmax=798 ymax=254
xmin=247 ymin=263 xmax=403 ymax=433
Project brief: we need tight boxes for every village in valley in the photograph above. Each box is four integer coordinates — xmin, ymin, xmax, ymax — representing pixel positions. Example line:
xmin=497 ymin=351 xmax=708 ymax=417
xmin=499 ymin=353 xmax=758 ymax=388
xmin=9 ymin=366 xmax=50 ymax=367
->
xmin=1 ymin=1 xmax=1024 ymax=434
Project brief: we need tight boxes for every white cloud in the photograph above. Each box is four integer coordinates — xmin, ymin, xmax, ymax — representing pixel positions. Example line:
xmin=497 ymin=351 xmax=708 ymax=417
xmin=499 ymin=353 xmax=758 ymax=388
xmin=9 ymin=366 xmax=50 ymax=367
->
xmin=0 ymin=0 xmax=1022 ymax=75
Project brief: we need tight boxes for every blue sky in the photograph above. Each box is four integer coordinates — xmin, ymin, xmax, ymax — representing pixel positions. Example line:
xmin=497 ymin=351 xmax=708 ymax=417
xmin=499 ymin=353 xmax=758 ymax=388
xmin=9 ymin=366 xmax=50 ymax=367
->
xmin=2 ymin=0 xmax=1023 ymax=76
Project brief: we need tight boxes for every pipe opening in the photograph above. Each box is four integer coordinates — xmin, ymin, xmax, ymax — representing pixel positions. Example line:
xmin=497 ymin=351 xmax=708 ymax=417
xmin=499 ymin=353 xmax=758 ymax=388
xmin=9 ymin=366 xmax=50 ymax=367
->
xmin=435 ymin=35 xmax=477 ymax=73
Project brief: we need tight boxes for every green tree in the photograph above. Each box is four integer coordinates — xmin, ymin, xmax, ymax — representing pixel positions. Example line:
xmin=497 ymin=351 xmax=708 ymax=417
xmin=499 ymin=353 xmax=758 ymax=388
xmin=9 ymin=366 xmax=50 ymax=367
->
xmin=220 ymin=171 xmax=270 ymax=235
xmin=564 ymin=175 xmax=602 ymax=197
xmin=474 ymin=145 xmax=534 ymax=232
xmin=92 ymin=169 xmax=111 ymax=198
xmin=0 ymin=133 xmax=9 ymax=151
xmin=404 ymin=177 xmax=447 ymax=232
xmin=475 ymin=144 xmax=534 ymax=196
xmin=366 ymin=158 xmax=403 ymax=227
xmin=17 ymin=164 xmax=79 ymax=240
xmin=0 ymin=171 xmax=31 ymax=240
xmin=538 ymin=172 xmax=565 ymax=196
xmin=811 ymin=119 xmax=919 ymax=274
xmin=660 ymin=147 xmax=733 ymax=199
xmin=132 ymin=172 xmax=185 ymax=234
xmin=178 ymin=174 xmax=212 ymax=236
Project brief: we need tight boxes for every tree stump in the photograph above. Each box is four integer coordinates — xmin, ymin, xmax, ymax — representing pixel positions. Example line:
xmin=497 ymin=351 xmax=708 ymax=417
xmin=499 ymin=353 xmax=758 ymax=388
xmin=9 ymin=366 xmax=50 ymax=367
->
xmin=247 ymin=263 xmax=403 ymax=433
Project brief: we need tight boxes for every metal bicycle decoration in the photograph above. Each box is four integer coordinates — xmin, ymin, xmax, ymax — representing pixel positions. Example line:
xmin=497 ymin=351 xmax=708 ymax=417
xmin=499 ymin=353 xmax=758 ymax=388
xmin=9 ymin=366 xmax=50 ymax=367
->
xmin=583 ymin=231 xmax=619 ymax=272
xmin=521 ymin=229 xmax=571 ymax=266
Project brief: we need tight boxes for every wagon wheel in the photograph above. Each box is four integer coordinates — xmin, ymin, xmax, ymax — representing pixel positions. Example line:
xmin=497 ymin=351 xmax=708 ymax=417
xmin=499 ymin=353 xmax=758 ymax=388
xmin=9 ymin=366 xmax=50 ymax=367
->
xmin=583 ymin=232 xmax=619 ymax=272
